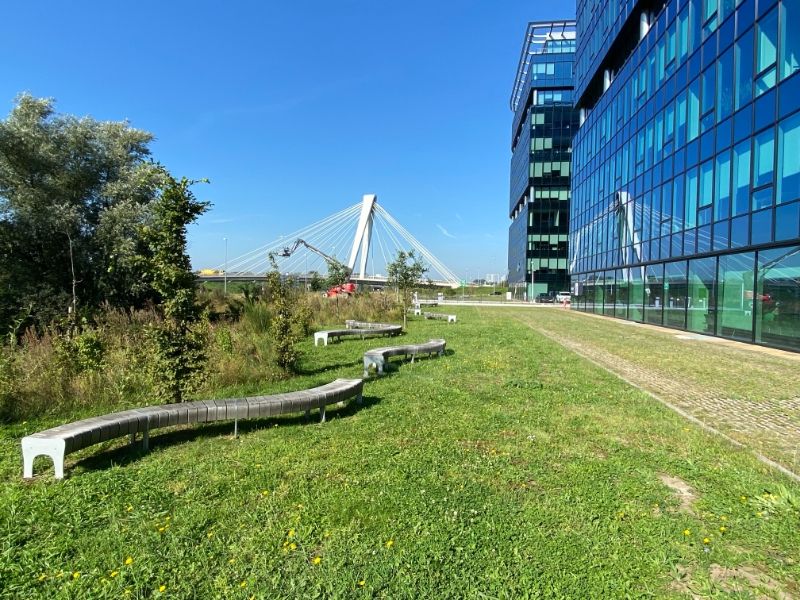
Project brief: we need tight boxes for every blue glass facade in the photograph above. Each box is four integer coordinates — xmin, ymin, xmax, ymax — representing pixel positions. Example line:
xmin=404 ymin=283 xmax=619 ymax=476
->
xmin=508 ymin=22 xmax=579 ymax=299
xmin=570 ymin=0 xmax=800 ymax=351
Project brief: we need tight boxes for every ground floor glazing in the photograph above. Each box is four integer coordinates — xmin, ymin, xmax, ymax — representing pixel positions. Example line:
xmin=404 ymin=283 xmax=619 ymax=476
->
xmin=570 ymin=243 xmax=800 ymax=351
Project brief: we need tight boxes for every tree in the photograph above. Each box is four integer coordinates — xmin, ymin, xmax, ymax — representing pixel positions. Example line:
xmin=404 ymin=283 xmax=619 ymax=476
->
xmin=0 ymin=94 xmax=165 ymax=334
xmin=387 ymin=250 xmax=427 ymax=328
xmin=142 ymin=174 xmax=210 ymax=403
xmin=325 ymin=260 xmax=350 ymax=291
xmin=308 ymin=271 xmax=323 ymax=292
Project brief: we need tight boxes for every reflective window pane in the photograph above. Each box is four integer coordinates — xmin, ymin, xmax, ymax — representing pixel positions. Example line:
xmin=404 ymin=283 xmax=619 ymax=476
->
xmin=777 ymin=111 xmax=800 ymax=204
xmin=781 ymin=0 xmax=800 ymax=80
xmin=756 ymin=246 xmax=800 ymax=350
xmin=688 ymin=256 xmax=717 ymax=333
xmin=664 ymin=261 xmax=689 ymax=328
xmin=717 ymin=251 xmax=755 ymax=341
xmin=732 ymin=140 xmax=751 ymax=215
xmin=645 ymin=263 xmax=664 ymax=325
xmin=735 ymin=29 xmax=754 ymax=109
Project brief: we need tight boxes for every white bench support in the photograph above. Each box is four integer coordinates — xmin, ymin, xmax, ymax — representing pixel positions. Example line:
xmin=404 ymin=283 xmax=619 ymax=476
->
xmin=22 ymin=438 xmax=65 ymax=480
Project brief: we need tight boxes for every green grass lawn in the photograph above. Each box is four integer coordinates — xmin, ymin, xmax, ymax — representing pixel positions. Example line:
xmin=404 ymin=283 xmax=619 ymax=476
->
xmin=1 ymin=308 xmax=798 ymax=598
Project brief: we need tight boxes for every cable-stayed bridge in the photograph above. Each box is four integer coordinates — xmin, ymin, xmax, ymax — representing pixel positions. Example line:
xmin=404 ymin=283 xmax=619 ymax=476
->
xmin=201 ymin=194 xmax=460 ymax=288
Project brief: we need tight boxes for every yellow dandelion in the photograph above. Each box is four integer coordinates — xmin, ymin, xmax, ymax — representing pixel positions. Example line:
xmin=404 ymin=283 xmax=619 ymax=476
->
xmin=125 ymin=557 xmax=133 ymax=565
xmin=385 ymin=539 xmax=394 ymax=548
xmin=312 ymin=556 xmax=322 ymax=565
xmin=159 ymin=584 xmax=166 ymax=592
xmin=703 ymin=537 xmax=711 ymax=544
xmin=288 ymin=528 xmax=295 ymax=538
xmin=740 ymin=495 xmax=747 ymax=502
xmin=719 ymin=526 xmax=726 ymax=533
xmin=683 ymin=529 xmax=691 ymax=536
xmin=261 ymin=490 xmax=269 ymax=497
xmin=324 ymin=531 xmax=331 ymax=538
xmin=358 ymin=580 xmax=366 ymax=587
xmin=756 ymin=511 xmax=763 ymax=517
xmin=720 ymin=515 xmax=727 ymax=521
xmin=37 ymin=574 xmax=46 ymax=582
xmin=289 ymin=542 xmax=297 ymax=551
xmin=126 ymin=505 xmax=133 ymax=512
xmin=158 ymin=527 xmax=165 ymax=533
xmin=72 ymin=572 xmax=81 ymax=580
xmin=229 ymin=558 xmax=236 ymax=564
xmin=111 ymin=571 xmax=119 ymax=578
xmin=240 ymin=581 xmax=247 ymax=588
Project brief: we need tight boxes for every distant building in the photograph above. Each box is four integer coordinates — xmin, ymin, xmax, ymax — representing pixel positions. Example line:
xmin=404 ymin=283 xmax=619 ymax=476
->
xmin=508 ymin=21 xmax=579 ymax=299
xmin=569 ymin=0 xmax=800 ymax=351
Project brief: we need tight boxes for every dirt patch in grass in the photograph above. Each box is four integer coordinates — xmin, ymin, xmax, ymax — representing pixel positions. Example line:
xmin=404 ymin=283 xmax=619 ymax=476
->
xmin=659 ymin=474 xmax=697 ymax=513
xmin=709 ymin=564 xmax=793 ymax=598
xmin=670 ymin=563 xmax=793 ymax=599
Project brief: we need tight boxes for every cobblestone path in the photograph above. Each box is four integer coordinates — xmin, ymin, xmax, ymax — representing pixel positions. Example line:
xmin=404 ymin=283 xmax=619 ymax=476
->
xmin=513 ymin=311 xmax=800 ymax=480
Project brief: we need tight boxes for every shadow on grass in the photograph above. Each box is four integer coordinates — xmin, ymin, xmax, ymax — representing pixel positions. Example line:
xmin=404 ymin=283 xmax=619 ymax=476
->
xmin=69 ymin=395 xmax=381 ymax=477
xmin=297 ymin=358 xmax=362 ymax=376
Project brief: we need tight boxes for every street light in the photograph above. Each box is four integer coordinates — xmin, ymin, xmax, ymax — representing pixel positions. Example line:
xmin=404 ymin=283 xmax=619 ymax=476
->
xmin=223 ymin=237 xmax=228 ymax=295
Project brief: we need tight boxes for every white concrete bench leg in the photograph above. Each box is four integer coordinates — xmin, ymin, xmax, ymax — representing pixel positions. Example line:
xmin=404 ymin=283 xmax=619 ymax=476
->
xmin=314 ymin=332 xmax=328 ymax=346
xmin=448 ymin=315 xmax=457 ymax=323
xmin=22 ymin=438 xmax=66 ymax=480
xmin=320 ymin=405 xmax=326 ymax=423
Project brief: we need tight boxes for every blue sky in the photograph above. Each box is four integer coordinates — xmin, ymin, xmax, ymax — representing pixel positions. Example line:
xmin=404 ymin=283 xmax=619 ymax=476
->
xmin=1 ymin=0 xmax=575 ymax=280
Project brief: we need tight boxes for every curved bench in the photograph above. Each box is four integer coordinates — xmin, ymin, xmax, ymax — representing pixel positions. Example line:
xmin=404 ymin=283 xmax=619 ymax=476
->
xmin=21 ymin=378 xmax=363 ymax=480
xmin=345 ymin=320 xmax=399 ymax=330
xmin=363 ymin=339 xmax=446 ymax=377
xmin=423 ymin=312 xmax=457 ymax=323
xmin=314 ymin=324 xmax=402 ymax=346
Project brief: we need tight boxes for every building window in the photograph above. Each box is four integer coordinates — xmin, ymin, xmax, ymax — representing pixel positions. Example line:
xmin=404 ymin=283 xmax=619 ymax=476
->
xmin=735 ymin=29 xmax=754 ymax=110
xmin=715 ymin=150 xmax=732 ymax=220
xmin=755 ymin=8 xmax=779 ymax=96
xmin=688 ymin=256 xmax=717 ymax=334
xmin=756 ymin=245 xmax=800 ymax=350
xmin=717 ymin=47 xmax=734 ymax=122
xmin=781 ymin=0 xmax=800 ymax=80
xmin=777 ymin=111 xmax=800 ymax=204
xmin=732 ymin=140 xmax=751 ymax=215
xmin=753 ymin=127 xmax=775 ymax=210
xmin=717 ymin=251 xmax=756 ymax=342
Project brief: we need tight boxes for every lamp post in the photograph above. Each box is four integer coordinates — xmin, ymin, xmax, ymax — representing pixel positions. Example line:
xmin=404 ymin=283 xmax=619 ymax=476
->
xmin=223 ymin=237 xmax=228 ymax=296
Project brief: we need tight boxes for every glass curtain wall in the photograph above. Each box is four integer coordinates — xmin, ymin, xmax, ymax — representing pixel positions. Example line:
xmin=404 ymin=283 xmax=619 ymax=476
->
xmin=569 ymin=0 xmax=800 ymax=351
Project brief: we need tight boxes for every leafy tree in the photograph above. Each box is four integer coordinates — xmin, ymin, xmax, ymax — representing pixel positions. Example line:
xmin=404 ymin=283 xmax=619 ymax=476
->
xmin=308 ymin=271 xmax=323 ymax=292
xmin=325 ymin=261 xmax=351 ymax=291
xmin=265 ymin=255 xmax=299 ymax=372
xmin=0 ymin=94 xmax=165 ymax=334
xmin=387 ymin=250 xmax=427 ymax=328
xmin=142 ymin=175 xmax=210 ymax=403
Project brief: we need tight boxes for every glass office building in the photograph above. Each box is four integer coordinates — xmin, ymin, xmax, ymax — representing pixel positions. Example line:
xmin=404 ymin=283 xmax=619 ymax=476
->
xmin=508 ymin=21 xmax=579 ymax=299
xmin=570 ymin=0 xmax=800 ymax=351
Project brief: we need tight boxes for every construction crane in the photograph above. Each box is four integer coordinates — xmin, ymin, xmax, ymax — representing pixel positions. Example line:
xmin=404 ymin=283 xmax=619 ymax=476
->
xmin=277 ymin=239 xmax=357 ymax=297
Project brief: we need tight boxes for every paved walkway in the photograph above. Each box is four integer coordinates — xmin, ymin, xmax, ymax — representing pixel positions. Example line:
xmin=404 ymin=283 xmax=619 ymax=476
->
xmin=514 ymin=312 xmax=800 ymax=481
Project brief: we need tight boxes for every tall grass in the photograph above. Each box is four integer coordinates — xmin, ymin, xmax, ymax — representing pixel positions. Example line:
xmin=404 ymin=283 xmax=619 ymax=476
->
xmin=0 ymin=291 xmax=401 ymax=422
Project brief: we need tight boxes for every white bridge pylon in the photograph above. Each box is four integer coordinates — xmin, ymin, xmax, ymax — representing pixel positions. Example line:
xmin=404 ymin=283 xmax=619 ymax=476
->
xmin=348 ymin=194 xmax=376 ymax=278
xmin=215 ymin=194 xmax=460 ymax=287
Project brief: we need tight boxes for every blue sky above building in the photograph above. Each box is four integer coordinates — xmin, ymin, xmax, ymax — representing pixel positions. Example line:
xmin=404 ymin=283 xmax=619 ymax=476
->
xmin=0 ymin=0 xmax=576 ymax=279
